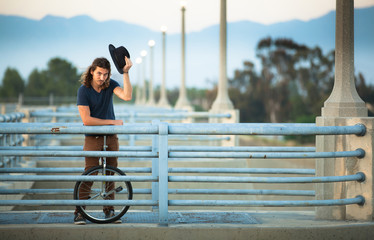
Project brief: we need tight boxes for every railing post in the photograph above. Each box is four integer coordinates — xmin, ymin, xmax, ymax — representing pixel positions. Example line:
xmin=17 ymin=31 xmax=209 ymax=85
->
xmin=17 ymin=94 xmax=23 ymax=109
xmin=129 ymin=112 xmax=136 ymax=146
xmin=1 ymin=133 xmax=5 ymax=167
xmin=158 ymin=122 xmax=169 ymax=226
xmin=151 ymin=120 xmax=160 ymax=212
xmin=49 ymin=93 xmax=54 ymax=106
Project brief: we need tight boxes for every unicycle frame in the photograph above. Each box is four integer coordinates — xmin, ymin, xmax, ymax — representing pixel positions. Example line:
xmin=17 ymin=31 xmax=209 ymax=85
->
xmin=74 ymin=135 xmax=133 ymax=224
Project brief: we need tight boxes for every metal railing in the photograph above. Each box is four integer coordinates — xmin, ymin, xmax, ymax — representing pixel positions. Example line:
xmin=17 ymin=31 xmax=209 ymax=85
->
xmin=0 ymin=120 xmax=367 ymax=225
xmin=29 ymin=110 xmax=232 ymax=121
xmin=0 ymin=112 xmax=25 ymax=168
xmin=27 ymin=107 xmax=233 ymax=146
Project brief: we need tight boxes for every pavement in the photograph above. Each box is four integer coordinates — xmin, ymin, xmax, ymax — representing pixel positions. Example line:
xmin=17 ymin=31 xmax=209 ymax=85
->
xmin=1 ymin=210 xmax=374 ymax=240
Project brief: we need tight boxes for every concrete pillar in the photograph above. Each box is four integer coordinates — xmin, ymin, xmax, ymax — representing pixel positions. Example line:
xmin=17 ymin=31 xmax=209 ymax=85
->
xmin=49 ymin=93 xmax=54 ymax=106
xmin=210 ymin=0 xmax=234 ymax=111
xmin=17 ymin=93 xmax=23 ymax=109
xmin=19 ymin=108 xmax=31 ymax=146
xmin=141 ymin=50 xmax=148 ymax=105
xmin=147 ymin=40 xmax=156 ymax=106
xmin=321 ymin=0 xmax=367 ymax=117
xmin=209 ymin=109 xmax=240 ymax=146
xmin=158 ymin=27 xmax=171 ymax=109
xmin=208 ymin=0 xmax=238 ymax=146
xmin=175 ymin=1 xmax=192 ymax=111
xmin=315 ymin=0 xmax=372 ymax=221
xmin=0 ymin=104 xmax=5 ymax=114
xmin=345 ymin=118 xmax=374 ymax=221
xmin=316 ymin=117 xmax=373 ymax=221
xmin=135 ymin=57 xmax=143 ymax=105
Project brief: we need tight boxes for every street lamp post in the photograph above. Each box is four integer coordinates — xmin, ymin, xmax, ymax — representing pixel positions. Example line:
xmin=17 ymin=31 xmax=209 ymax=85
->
xmin=135 ymin=57 xmax=143 ymax=105
xmin=211 ymin=0 xmax=234 ymax=111
xmin=140 ymin=50 xmax=148 ymax=104
xmin=175 ymin=0 xmax=192 ymax=110
xmin=147 ymin=40 xmax=156 ymax=105
xmin=208 ymin=0 xmax=239 ymax=147
xmin=320 ymin=0 xmax=367 ymax=117
xmin=158 ymin=26 xmax=171 ymax=108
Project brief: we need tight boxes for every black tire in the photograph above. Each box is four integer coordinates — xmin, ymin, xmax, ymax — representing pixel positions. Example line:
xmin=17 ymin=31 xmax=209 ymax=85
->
xmin=73 ymin=165 xmax=133 ymax=224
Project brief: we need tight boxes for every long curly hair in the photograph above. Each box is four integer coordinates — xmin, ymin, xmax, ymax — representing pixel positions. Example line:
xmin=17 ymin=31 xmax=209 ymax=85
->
xmin=80 ymin=58 xmax=111 ymax=89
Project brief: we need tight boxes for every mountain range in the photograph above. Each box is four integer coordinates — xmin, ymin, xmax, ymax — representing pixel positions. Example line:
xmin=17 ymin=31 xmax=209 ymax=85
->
xmin=0 ymin=7 xmax=373 ymax=89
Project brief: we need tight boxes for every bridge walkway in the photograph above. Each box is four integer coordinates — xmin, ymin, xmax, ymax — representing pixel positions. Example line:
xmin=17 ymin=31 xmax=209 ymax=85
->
xmin=1 ymin=211 xmax=374 ymax=240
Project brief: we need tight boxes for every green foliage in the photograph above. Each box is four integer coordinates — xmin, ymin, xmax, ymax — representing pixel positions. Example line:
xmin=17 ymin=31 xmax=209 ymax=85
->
xmin=284 ymin=115 xmax=316 ymax=144
xmin=228 ymin=61 xmax=266 ymax=122
xmin=0 ymin=67 xmax=24 ymax=100
xmin=228 ymin=37 xmax=374 ymax=143
xmin=356 ymin=73 xmax=374 ymax=117
xmin=28 ymin=57 xmax=81 ymax=97
xmin=166 ymin=88 xmax=179 ymax=106
xmin=25 ymin=69 xmax=49 ymax=97
xmin=0 ymin=57 xmax=81 ymax=104
xmin=188 ymin=88 xmax=210 ymax=111
xmin=229 ymin=37 xmax=337 ymax=124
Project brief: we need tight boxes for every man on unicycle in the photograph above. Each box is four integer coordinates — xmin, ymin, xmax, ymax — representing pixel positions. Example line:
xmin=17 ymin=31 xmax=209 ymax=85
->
xmin=74 ymin=45 xmax=133 ymax=225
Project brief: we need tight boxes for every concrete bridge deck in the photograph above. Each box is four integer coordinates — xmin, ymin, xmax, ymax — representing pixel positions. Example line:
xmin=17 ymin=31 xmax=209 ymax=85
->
xmin=1 ymin=210 xmax=373 ymax=240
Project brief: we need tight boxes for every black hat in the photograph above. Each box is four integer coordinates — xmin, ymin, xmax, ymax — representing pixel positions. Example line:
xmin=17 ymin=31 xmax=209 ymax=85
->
xmin=109 ymin=44 xmax=130 ymax=74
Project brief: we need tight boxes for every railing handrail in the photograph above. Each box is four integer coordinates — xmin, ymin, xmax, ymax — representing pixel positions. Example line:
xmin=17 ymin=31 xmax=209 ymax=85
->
xmin=29 ymin=111 xmax=232 ymax=119
xmin=0 ymin=149 xmax=365 ymax=159
xmin=169 ymin=196 xmax=365 ymax=207
xmin=0 ymin=173 xmax=364 ymax=183
xmin=0 ymin=145 xmax=316 ymax=152
xmin=0 ymin=188 xmax=316 ymax=196
xmin=0 ymin=167 xmax=316 ymax=175
xmin=0 ymin=122 xmax=366 ymax=136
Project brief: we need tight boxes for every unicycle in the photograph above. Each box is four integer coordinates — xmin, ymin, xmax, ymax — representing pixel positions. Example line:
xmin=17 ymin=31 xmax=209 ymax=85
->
xmin=73 ymin=136 xmax=133 ymax=224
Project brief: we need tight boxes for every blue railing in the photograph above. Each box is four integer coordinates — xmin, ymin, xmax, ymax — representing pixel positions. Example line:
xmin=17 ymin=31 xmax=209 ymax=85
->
xmin=0 ymin=116 xmax=367 ymax=225
xmin=0 ymin=112 xmax=25 ymax=168
xmin=29 ymin=110 xmax=232 ymax=121
xmin=26 ymin=109 xmax=233 ymax=145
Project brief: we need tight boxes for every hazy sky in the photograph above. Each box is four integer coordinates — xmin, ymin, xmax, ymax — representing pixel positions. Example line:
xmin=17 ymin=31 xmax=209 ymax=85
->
xmin=1 ymin=0 xmax=374 ymax=33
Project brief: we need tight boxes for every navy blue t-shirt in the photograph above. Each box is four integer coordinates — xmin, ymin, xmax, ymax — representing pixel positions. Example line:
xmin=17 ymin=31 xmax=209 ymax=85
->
xmin=77 ymin=79 xmax=120 ymax=120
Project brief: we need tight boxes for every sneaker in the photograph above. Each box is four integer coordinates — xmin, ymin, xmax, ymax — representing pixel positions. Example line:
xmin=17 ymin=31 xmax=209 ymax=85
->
xmin=105 ymin=210 xmax=122 ymax=223
xmin=74 ymin=213 xmax=86 ymax=225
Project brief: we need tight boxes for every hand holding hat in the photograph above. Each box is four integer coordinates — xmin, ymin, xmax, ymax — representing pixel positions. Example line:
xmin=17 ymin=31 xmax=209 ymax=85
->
xmin=109 ymin=44 xmax=131 ymax=74
xmin=123 ymin=56 xmax=133 ymax=74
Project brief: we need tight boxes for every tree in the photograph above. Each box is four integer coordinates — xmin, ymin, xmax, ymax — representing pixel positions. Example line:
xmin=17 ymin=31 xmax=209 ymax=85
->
xmin=228 ymin=61 xmax=266 ymax=122
xmin=256 ymin=38 xmax=308 ymax=122
xmin=25 ymin=57 xmax=81 ymax=98
xmin=294 ymin=47 xmax=335 ymax=117
xmin=356 ymin=73 xmax=374 ymax=116
xmin=44 ymin=57 xmax=80 ymax=96
xmin=0 ymin=67 xmax=25 ymax=100
xmin=25 ymin=69 xmax=50 ymax=97
xmin=229 ymin=37 xmax=339 ymax=124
